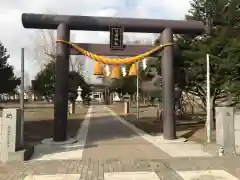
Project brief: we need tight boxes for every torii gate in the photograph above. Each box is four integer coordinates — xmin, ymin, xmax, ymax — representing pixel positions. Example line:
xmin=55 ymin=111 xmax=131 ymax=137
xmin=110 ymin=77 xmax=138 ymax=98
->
xmin=21 ymin=13 xmax=205 ymax=142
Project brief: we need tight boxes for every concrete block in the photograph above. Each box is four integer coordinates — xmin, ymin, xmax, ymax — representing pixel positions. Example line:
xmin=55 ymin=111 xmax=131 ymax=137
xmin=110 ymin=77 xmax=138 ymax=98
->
xmin=215 ymin=107 xmax=236 ymax=156
xmin=234 ymin=112 xmax=240 ymax=146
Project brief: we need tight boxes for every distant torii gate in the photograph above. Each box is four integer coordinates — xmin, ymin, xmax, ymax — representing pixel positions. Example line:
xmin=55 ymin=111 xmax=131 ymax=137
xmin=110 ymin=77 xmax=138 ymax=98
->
xmin=21 ymin=13 xmax=205 ymax=142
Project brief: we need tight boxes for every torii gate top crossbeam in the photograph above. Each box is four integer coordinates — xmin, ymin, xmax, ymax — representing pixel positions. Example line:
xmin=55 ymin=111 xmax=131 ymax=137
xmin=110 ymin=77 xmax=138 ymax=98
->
xmin=22 ymin=13 xmax=205 ymax=34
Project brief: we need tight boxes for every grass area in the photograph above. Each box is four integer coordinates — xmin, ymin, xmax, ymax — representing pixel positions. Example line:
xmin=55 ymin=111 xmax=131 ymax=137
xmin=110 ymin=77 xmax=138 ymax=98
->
xmin=108 ymin=102 xmax=124 ymax=115
xmin=108 ymin=102 xmax=216 ymax=143
xmin=0 ymin=102 xmax=89 ymax=148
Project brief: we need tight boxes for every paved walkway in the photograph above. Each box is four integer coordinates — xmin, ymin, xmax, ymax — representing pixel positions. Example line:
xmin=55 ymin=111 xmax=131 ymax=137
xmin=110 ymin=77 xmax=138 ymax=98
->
xmin=0 ymin=105 xmax=240 ymax=180
xmin=81 ymin=105 xmax=169 ymax=160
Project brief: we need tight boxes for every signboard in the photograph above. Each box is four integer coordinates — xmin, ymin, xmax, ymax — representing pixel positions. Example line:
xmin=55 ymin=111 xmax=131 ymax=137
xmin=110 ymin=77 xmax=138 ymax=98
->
xmin=109 ymin=25 xmax=124 ymax=50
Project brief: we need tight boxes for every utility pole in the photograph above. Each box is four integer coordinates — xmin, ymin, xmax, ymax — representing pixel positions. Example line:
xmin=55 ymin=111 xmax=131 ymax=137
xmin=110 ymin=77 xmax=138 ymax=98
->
xmin=205 ymin=0 xmax=212 ymax=143
xmin=136 ymin=62 xmax=140 ymax=120
xmin=206 ymin=53 xmax=212 ymax=143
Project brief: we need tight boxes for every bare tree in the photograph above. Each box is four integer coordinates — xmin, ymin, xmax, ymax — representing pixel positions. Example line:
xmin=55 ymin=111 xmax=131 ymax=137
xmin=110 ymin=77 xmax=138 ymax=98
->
xmin=31 ymin=29 xmax=85 ymax=73
xmin=31 ymin=30 xmax=56 ymax=68
xmin=24 ymin=72 xmax=30 ymax=88
xmin=69 ymin=55 xmax=85 ymax=74
xmin=68 ymin=33 xmax=85 ymax=74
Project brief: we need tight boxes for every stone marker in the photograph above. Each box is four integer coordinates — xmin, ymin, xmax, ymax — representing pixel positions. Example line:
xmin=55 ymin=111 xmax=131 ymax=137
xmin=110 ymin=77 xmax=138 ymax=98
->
xmin=0 ymin=108 xmax=22 ymax=163
xmin=0 ymin=116 xmax=8 ymax=162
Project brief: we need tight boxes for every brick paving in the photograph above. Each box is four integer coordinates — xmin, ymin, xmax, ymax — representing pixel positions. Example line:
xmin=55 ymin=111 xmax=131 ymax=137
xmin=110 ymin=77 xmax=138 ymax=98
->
xmin=1 ymin=157 xmax=240 ymax=179
xmin=0 ymin=104 xmax=239 ymax=180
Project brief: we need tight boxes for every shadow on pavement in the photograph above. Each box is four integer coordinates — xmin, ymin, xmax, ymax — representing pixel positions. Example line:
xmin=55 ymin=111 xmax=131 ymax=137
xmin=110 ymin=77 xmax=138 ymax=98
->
xmin=83 ymin=113 xmax=205 ymax=145
xmin=118 ymin=114 xmax=205 ymax=138
xmin=24 ymin=118 xmax=82 ymax=147
xmin=25 ymin=117 xmax=98 ymax=160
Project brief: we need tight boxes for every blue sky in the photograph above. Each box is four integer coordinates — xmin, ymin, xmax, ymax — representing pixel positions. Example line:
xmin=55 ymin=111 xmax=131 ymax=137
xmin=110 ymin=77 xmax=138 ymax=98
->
xmin=0 ymin=0 xmax=191 ymax=85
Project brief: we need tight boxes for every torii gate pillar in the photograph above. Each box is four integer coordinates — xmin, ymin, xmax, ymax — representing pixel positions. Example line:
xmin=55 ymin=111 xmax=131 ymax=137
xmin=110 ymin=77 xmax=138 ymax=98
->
xmin=54 ymin=23 xmax=70 ymax=141
xmin=161 ymin=28 xmax=176 ymax=139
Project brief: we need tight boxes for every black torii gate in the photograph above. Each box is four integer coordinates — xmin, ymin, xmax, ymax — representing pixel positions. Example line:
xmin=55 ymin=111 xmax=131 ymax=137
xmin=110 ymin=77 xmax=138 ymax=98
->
xmin=21 ymin=13 xmax=205 ymax=142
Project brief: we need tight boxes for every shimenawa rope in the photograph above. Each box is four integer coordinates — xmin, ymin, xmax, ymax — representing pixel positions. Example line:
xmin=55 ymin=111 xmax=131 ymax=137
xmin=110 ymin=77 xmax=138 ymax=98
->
xmin=56 ymin=40 xmax=173 ymax=65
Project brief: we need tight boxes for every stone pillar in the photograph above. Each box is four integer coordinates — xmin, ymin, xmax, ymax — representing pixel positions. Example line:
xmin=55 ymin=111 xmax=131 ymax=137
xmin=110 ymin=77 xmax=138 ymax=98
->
xmin=216 ymin=107 xmax=236 ymax=156
xmin=124 ymin=101 xmax=130 ymax=115
xmin=104 ymin=88 xmax=107 ymax=104
xmin=105 ymin=88 xmax=110 ymax=105
xmin=68 ymin=103 xmax=76 ymax=114
xmin=161 ymin=28 xmax=176 ymax=140
xmin=54 ymin=23 xmax=70 ymax=141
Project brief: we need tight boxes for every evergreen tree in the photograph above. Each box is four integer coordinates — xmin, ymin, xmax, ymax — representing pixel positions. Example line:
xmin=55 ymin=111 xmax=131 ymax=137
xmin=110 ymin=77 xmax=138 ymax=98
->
xmin=32 ymin=61 xmax=91 ymax=101
xmin=174 ymin=0 xmax=240 ymax=127
xmin=0 ymin=42 xmax=21 ymax=94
